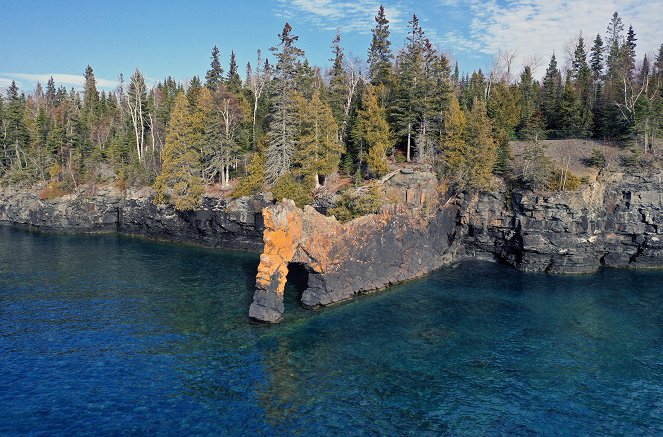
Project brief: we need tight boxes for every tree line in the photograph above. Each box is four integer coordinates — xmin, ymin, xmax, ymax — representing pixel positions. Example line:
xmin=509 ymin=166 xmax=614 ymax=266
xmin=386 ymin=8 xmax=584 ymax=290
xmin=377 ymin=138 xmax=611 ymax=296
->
xmin=1 ymin=8 xmax=662 ymax=209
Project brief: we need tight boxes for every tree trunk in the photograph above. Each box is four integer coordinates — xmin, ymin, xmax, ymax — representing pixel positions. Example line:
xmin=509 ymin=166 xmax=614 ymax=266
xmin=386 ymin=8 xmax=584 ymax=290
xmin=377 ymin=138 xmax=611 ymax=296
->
xmin=406 ymin=123 xmax=411 ymax=162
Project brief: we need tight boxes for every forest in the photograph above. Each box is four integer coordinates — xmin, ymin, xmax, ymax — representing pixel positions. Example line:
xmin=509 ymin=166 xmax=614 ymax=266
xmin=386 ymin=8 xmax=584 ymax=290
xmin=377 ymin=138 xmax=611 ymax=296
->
xmin=1 ymin=8 xmax=662 ymax=212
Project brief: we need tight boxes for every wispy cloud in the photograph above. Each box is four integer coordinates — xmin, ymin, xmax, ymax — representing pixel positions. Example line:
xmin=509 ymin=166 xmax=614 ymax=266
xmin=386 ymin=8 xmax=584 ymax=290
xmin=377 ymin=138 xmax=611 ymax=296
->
xmin=275 ymin=0 xmax=404 ymax=33
xmin=448 ymin=0 xmax=663 ymax=75
xmin=0 ymin=72 xmax=118 ymax=91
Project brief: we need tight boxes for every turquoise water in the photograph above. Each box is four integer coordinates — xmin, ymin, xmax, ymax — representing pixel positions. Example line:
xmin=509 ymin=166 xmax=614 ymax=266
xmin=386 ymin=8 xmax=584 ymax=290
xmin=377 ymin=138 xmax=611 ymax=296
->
xmin=1 ymin=225 xmax=662 ymax=435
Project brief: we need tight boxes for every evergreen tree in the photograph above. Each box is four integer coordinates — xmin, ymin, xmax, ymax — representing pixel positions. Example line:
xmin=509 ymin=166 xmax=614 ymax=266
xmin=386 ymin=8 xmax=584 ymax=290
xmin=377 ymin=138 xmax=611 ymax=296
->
xmin=624 ymin=25 xmax=637 ymax=80
xmin=266 ymin=22 xmax=305 ymax=183
xmin=558 ymin=76 xmax=584 ymax=137
xmin=226 ymin=50 xmax=242 ymax=92
xmin=571 ymin=36 xmax=593 ymax=135
xmin=154 ymin=92 xmax=204 ymax=211
xmin=46 ymin=76 xmax=56 ymax=108
xmin=3 ymin=81 xmax=30 ymax=171
xmin=367 ymin=5 xmax=394 ymax=87
xmin=352 ymin=85 xmax=392 ymax=177
xmin=205 ymin=46 xmax=224 ymax=91
xmin=82 ymin=65 xmax=99 ymax=116
xmin=392 ymin=14 xmax=426 ymax=162
xmin=540 ymin=53 xmax=562 ymax=135
xmin=441 ymin=93 xmax=467 ymax=185
xmin=517 ymin=66 xmax=537 ymax=137
xmin=464 ymin=99 xmax=496 ymax=189
xmin=328 ymin=30 xmax=349 ymax=134
xmin=294 ymin=91 xmax=345 ymax=187
xmin=590 ymin=34 xmax=604 ymax=81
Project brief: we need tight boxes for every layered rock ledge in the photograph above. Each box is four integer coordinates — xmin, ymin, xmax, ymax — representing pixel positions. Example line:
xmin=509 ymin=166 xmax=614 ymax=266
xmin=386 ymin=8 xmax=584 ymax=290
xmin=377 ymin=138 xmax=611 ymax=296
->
xmin=0 ymin=186 xmax=268 ymax=251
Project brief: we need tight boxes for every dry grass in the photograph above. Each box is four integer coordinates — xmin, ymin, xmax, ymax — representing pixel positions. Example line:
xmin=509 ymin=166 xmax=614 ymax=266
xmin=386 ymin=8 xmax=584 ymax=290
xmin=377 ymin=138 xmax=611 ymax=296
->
xmin=511 ymin=139 xmax=622 ymax=181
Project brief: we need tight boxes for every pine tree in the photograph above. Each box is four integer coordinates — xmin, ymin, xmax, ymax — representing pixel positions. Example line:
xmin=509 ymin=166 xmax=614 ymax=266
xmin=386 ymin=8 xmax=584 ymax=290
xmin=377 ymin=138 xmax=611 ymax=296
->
xmin=266 ymin=22 xmax=305 ymax=183
xmin=154 ymin=92 xmax=204 ymax=211
xmin=367 ymin=5 xmax=394 ymax=87
xmin=205 ymin=46 xmax=224 ymax=91
xmin=352 ymin=85 xmax=393 ymax=177
xmin=294 ymin=90 xmax=345 ymax=187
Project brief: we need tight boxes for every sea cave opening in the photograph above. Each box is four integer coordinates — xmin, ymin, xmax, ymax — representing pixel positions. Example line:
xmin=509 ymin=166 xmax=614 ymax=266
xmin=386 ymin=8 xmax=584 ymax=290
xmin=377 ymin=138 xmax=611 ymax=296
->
xmin=284 ymin=262 xmax=310 ymax=309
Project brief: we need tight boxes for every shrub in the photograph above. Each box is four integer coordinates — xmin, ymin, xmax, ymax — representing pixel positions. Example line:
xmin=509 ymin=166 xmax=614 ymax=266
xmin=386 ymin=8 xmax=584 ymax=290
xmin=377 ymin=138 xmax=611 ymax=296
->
xmin=272 ymin=173 xmax=312 ymax=208
xmin=328 ymin=182 xmax=383 ymax=223
xmin=585 ymin=148 xmax=606 ymax=168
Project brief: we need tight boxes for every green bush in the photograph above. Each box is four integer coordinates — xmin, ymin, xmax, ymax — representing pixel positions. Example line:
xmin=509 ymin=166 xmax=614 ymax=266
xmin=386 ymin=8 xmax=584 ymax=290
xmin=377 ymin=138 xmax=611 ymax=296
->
xmin=272 ymin=173 xmax=312 ymax=208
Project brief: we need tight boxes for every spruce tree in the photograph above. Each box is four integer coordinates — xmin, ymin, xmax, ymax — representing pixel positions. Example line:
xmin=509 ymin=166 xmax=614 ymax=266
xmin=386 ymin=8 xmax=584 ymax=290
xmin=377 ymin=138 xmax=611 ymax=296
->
xmin=571 ymin=37 xmax=593 ymax=135
xmin=154 ymin=92 xmax=204 ymax=211
xmin=226 ymin=50 xmax=242 ymax=93
xmin=83 ymin=65 xmax=99 ymax=116
xmin=205 ymin=46 xmax=224 ymax=91
xmin=540 ymin=54 xmax=562 ymax=135
xmin=328 ymin=30 xmax=348 ymax=134
xmin=367 ymin=5 xmax=394 ymax=87
xmin=517 ymin=66 xmax=537 ymax=137
xmin=266 ymin=22 xmax=305 ymax=183
xmin=392 ymin=14 xmax=426 ymax=162
xmin=4 ymin=81 xmax=29 ymax=171
xmin=590 ymin=34 xmax=604 ymax=82
xmin=624 ymin=25 xmax=637 ymax=80
xmin=558 ymin=76 xmax=584 ymax=137
xmin=46 ymin=76 xmax=56 ymax=108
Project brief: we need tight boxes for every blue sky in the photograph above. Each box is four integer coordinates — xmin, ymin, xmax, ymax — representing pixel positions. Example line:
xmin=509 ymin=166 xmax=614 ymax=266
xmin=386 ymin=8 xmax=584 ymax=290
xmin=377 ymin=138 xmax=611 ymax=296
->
xmin=1 ymin=0 xmax=662 ymax=93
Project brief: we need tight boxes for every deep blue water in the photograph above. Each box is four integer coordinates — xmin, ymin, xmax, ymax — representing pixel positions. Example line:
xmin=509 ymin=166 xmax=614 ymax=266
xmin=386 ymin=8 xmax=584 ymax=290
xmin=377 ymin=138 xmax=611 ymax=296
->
xmin=1 ymin=225 xmax=662 ymax=436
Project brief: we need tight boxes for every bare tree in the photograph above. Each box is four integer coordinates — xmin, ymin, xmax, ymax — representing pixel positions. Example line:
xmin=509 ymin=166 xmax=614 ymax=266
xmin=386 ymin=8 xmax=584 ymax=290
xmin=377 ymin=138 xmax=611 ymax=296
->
xmin=246 ymin=50 xmax=269 ymax=146
xmin=126 ymin=69 xmax=147 ymax=164
xmin=486 ymin=49 xmax=517 ymax=101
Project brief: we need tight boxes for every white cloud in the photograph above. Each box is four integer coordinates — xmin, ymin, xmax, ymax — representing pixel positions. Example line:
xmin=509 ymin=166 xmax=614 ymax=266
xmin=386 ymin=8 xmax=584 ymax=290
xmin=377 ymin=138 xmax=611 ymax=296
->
xmin=0 ymin=72 xmax=118 ymax=91
xmin=275 ymin=0 xmax=404 ymax=33
xmin=458 ymin=0 xmax=663 ymax=76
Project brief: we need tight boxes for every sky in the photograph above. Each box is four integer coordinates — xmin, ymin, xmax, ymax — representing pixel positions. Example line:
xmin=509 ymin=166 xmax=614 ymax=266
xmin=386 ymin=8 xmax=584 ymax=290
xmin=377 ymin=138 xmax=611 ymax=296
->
xmin=1 ymin=0 xmax=662 ymax=93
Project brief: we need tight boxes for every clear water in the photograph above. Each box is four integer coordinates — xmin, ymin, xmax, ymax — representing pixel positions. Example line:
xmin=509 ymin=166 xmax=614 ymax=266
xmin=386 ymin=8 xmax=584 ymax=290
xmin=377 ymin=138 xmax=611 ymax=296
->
xmin=1 ymin=225 xmax=662 ymax=436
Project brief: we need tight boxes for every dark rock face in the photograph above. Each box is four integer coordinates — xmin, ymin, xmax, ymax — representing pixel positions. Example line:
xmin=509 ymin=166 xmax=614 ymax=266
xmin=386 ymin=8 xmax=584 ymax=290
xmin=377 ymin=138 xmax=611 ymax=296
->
xmin=249 ymin=170 xmax=462 ymax=322
xmin=1 ymin=169 xmax=661 ymax=324
xmin=462 ymin=171 xmax=663 ymax=273
xmin=250 ymin=170 xmax=663 ymax=322
xmin=0 ymin=186 xmax=268 ymax=251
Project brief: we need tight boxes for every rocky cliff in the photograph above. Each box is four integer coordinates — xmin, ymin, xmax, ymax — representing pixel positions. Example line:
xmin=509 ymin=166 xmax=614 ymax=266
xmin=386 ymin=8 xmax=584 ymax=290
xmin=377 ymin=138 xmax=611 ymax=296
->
xmin=462 ymin=171 xmax=663 ymax=273
xmin=249 ymin=169 xmax=663 ymax=322
xmin=0 ymin=185 xmax=268 ymax=251
xmin=1 ymin=169 xmax=661 ymax=324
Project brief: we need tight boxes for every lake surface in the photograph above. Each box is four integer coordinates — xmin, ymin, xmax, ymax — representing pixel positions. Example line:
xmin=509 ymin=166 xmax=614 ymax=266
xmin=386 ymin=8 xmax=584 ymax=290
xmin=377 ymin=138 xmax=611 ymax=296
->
xmin=1 ymin=225 xmax=662 ymax=435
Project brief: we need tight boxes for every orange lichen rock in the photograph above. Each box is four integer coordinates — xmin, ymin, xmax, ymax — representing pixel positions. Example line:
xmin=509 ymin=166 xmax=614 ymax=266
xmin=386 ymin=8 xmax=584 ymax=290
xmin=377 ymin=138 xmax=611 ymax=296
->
xmin=249 ymin=169 xmax=462 ymax=323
